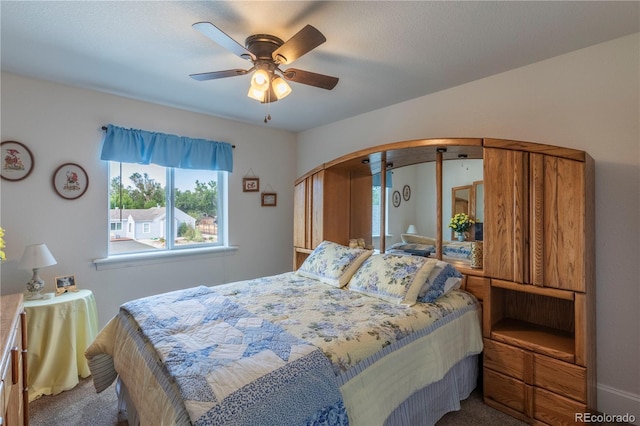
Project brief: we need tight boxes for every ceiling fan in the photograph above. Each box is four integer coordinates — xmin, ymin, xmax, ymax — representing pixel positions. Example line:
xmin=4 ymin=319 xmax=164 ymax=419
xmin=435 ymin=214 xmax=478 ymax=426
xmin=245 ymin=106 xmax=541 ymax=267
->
xmin=190 ymin=22 xmax=339 ymax=106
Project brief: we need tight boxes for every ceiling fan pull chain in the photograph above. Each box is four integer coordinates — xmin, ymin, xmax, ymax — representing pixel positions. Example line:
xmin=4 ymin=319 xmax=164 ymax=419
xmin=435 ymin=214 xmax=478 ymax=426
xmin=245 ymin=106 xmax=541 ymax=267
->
xmin=264 ymin=89 xmax=272 ymax=123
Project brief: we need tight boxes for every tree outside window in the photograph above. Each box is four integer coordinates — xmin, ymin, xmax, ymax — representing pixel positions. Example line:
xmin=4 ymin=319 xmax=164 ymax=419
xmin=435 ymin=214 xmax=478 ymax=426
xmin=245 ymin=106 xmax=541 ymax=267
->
xmin=109 ymin=162 xmax=225 ymax=255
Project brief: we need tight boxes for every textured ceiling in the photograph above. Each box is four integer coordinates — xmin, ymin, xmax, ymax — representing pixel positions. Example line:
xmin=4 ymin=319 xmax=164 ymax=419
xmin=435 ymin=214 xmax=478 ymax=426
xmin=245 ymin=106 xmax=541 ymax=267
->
xmin=2 ymin=1 xmax=638 ymax=132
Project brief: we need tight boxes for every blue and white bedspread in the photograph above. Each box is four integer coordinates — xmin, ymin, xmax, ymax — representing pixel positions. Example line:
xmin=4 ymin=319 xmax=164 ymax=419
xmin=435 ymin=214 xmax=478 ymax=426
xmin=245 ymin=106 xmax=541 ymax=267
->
xmin=118 ymin=286 xmax=347 ymax=426
xmin=443 ymin=242 xmax=472 ymax=259
xmin=86 ymin=272 xmax=481 ymax=425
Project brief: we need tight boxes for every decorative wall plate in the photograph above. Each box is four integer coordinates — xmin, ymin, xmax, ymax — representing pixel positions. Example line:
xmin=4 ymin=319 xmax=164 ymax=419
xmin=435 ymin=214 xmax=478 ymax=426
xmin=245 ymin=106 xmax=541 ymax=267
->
xmin=403 ymin=184 xmax=411 ymax=201
xmin=392 ymin=190 xmax=401 ymax=207
xmin=1 ymin=140 xmax=34 ymax=181
xmin=53 ymin=163 xmax=89 ymax=199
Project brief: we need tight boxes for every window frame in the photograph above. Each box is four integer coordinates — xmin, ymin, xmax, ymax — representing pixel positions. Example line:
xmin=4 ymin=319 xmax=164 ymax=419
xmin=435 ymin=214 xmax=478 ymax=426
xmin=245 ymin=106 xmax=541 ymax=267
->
xmin=104 ymin=161 xmax=229 ymax=259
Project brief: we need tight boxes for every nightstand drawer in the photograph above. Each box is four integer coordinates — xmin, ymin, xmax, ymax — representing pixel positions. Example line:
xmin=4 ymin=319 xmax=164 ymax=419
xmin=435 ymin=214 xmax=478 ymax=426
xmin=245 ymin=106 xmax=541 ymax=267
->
xmin=484 ymin=368 xmax=527 ymax=414
xmin=534 ymin=353 xmax=586 ymax=403
xmin=483 ymin=338 xmax=529 ymax=381
xmin=534 ymin=386 xmax=587 ymax=425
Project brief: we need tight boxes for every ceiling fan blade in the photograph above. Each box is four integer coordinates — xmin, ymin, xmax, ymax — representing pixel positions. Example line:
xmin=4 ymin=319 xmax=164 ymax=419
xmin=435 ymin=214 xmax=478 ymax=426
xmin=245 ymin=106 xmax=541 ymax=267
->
xmin=193 ymin=22 xmax=256 ymax=61
xmin=272 ymin=25 xmax=326 ymax=65
xmin=282 ymin=68 xmax=339 ymax=90
xmin=190 ymin=69 xmax=249 ymax=81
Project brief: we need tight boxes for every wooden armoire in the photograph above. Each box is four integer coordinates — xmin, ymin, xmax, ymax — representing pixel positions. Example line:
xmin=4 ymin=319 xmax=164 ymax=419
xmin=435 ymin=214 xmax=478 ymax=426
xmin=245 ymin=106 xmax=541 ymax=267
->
xmin=293 ymin=138 xmax=595 ymax=425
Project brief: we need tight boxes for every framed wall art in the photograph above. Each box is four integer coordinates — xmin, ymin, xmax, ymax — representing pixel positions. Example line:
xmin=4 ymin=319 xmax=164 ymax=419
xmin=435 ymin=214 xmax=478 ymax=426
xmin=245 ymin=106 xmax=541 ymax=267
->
xmin=53 ymin=163 xmax=89 ymax=200
xmin=403 ymin=184 xmax=411 ymax=201
xmin=261 ymin=192 xmax=277 ymax=207
xmin=243 ymin=177 xmax=259 ymax=192
xmin=55 ymin=275 xmax=78 ymax=295
xmin=1 ymin=140 xmax=34 ymax=181
xmin=392 ymin=190 xmax=401 ymax=208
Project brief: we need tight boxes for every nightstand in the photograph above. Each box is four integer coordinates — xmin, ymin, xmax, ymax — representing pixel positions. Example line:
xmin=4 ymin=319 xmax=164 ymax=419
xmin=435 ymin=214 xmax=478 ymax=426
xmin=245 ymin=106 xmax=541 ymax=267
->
xmin=23 ymin=289 xmax=98 ymax=401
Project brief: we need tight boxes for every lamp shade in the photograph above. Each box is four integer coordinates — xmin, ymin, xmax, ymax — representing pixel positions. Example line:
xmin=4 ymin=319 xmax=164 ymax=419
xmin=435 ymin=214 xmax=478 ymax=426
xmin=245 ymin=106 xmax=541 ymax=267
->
xmin=250 ymin=68 xmax=270 ymax=92
xmin=272 ymin=76 xmax=292 ymax=100
xmin=247 ymin=86 xmax=266 ymax=102
xmin=406 ymin=225 xmax=418 ymax=234
xmin=19 ymin=243 xmax=57 ymax=270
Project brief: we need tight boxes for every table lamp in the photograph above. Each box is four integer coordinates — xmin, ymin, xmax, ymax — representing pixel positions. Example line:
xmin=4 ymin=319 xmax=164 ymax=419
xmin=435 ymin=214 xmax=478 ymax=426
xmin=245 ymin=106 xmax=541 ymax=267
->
xmin=19 ymin=243 xmax=57 ymax=300
xmin=406 ymin=225 xmax=418 ymax=234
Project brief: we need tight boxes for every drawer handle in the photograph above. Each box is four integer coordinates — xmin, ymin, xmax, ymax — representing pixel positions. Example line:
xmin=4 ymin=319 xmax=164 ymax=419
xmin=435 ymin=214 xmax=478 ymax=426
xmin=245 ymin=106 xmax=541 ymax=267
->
xmin=11 ymin=346 xmax=19 ymax=385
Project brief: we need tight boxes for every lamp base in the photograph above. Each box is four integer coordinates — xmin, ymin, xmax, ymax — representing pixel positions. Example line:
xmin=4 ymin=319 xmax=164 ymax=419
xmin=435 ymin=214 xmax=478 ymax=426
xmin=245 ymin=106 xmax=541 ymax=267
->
xmin=25 ymin=290 xmax=44 ymax=300
xmin=25 ymin=276 xmax=45 ymax=300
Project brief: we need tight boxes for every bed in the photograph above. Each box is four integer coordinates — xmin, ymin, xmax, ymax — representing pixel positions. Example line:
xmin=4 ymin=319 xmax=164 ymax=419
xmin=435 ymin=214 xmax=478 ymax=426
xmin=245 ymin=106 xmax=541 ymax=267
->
xmin=86 ymin=241 xmax=483 ymax=425
xmin=390 ymin=234 xmax=473 ymax=261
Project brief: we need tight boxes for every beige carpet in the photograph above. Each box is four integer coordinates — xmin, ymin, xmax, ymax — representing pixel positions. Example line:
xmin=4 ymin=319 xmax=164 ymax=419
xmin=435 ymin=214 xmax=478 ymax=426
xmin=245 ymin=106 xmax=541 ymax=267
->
xmin=29 ymin=378 xmax=526 ymax=425
xmin=29 ymin=378 xmax=126 ymax=426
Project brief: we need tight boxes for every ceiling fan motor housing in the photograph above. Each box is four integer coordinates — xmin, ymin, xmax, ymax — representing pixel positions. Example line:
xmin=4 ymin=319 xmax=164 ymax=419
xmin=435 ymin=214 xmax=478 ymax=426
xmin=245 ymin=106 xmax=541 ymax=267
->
xmin=244 ymin=34 xmax=285 ymax=62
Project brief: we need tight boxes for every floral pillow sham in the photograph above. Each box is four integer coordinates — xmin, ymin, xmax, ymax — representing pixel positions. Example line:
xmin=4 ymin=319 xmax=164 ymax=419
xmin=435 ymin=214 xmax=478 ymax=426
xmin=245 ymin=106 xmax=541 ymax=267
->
xmin=417 ymin=260 xmax=463 ymax=303
xmin=347 ymin=253 xmax=438 ymax=306
xmin=297 ymin=240 xmax=373 ymax=288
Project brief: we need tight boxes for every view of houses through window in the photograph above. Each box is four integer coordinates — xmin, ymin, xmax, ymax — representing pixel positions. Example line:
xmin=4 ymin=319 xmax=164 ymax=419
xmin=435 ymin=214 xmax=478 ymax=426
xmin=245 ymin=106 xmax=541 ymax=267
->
xmin=109 ymin=162 xmax=224 ymax=255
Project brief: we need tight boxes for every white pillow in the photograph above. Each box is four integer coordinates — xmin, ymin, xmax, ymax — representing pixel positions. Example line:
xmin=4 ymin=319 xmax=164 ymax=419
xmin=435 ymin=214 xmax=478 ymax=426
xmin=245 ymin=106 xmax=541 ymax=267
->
xmin=297 ymin=240 xmax=373 ymax=288
xmin=347 ymin=254 xmax=437 ymax=306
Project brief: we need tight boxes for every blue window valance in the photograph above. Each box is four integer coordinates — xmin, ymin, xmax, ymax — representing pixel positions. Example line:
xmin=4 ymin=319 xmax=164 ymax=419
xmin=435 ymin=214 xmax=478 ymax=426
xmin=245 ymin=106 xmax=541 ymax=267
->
xmin=100 ymin=124 xmax=233 ymax=172
xmin=373 ymin=171 xmax=393 ymax=188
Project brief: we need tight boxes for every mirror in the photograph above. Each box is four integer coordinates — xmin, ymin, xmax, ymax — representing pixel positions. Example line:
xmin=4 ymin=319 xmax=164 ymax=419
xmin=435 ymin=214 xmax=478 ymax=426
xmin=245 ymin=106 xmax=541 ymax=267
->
xmin=451 ymin=185 xmax=472 ymax=240
xmin=365 ymin=142 xmax=484 ymax=268
xmin=471 ymin=180 xmax=484 ymax=241
xmin=442 ymin=159 xmax=484 ymax=243
xmin=373 ymin=162 xmax=437 ymax=251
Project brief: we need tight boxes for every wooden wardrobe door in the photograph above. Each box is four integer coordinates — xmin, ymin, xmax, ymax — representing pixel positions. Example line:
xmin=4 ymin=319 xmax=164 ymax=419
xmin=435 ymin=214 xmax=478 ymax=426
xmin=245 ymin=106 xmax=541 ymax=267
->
xmin=483 ymin=148 xmax=529 ymax=283
xmin=530 ymin=154 xmax=585 ymax=291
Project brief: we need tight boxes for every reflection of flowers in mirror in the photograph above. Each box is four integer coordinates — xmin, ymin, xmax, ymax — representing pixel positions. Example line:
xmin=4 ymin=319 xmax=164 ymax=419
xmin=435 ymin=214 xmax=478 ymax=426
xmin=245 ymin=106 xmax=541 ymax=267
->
xmin=0 ymin=227 xmax=5 ymax=261
xmin=448 ymin=213 xmax=474 ymax=233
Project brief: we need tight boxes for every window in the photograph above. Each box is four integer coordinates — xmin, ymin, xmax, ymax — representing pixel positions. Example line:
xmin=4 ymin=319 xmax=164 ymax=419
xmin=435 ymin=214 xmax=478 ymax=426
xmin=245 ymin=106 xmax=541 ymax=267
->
xmin=372 ymin=186 xmax=390 ymax=237
xmin=108 ymin=162 xmax=226 ymax=255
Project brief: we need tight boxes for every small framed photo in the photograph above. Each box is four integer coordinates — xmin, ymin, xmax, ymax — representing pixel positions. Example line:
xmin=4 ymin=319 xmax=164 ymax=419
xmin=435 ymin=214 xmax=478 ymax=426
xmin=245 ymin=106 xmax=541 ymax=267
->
xmin=53 ymin=163 xmax=89 ymax=200
xmin=261 ymin=192 xmax=277 ymax=207
xmin=55 ymin=275 xmax=78 ymax=296
xmin=1 ymin=140 xmax=34 ymax=181
xmin=243 ymin=177 xmax=259 ymax=192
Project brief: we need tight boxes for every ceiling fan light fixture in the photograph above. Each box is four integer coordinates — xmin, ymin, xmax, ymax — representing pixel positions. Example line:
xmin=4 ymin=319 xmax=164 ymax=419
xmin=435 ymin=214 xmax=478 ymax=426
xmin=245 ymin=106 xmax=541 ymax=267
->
xmin=250 ymin=68 xmax=270 ymax=91
xmin=272 ymin=76 xmax=292 ymax=100
xmin=247 ymin=86 xmax=266 ymax=102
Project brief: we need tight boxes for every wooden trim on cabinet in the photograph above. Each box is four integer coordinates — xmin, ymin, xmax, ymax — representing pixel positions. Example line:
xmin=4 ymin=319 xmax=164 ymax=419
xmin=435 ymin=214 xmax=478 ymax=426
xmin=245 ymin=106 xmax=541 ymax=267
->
xmin=490 ymin=279 xmax=575 ymax=300
xmin=483 ymin=138 xmax=587 ymax=162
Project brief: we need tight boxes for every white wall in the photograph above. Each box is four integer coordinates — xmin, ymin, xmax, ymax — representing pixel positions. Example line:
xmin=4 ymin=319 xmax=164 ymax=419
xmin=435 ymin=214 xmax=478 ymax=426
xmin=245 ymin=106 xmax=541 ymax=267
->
xmin=297 ymin=34 xmax=640 ymax=420
xmin=0 ymin=73 xmax=297 ymax=328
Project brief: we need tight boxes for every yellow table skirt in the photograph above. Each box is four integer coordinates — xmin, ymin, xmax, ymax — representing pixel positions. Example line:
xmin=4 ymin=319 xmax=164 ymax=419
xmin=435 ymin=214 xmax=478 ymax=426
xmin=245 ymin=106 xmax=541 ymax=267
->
xmin=24 ymin=289 xmax=98 ymax=401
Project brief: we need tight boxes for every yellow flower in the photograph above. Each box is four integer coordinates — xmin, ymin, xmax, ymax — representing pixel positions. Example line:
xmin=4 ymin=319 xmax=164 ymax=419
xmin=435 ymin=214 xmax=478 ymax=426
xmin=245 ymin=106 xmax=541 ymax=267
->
xmin=448 ymin=213 xmax=474 ymax=232
xmin=0 ymin=227 xmax=5 ymax=261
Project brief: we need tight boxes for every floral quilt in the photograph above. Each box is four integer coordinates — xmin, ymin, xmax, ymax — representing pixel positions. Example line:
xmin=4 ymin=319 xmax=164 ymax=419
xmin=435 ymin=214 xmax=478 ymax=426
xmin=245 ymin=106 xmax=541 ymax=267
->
xmin=214 ymin=273 xmax=479 ymax=375
xmin=88 ymin=272 xmax=480 ymax=426
xmin=119 ymin=285 xmax=347 ymax=426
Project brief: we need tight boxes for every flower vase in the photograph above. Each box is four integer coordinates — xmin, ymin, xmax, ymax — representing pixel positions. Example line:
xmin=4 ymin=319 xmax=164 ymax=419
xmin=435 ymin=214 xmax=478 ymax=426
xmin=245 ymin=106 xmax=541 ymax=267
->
xmin=456 ymin=232 xmax=466 ymax=242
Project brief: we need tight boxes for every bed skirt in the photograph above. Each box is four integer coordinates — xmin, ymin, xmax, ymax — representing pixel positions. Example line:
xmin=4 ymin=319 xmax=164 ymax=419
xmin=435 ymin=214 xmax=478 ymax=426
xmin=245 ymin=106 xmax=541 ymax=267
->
xmin=117 ymin=354 xmax=479 ymax=426
xmin=385 ymin=354 xmax=479 ymax=426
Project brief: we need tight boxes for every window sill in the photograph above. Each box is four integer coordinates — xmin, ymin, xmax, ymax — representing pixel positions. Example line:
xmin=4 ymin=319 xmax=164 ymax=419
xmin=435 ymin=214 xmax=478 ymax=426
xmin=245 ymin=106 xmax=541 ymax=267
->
xmin=93 ymin=245 xmax=238 ymax=270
